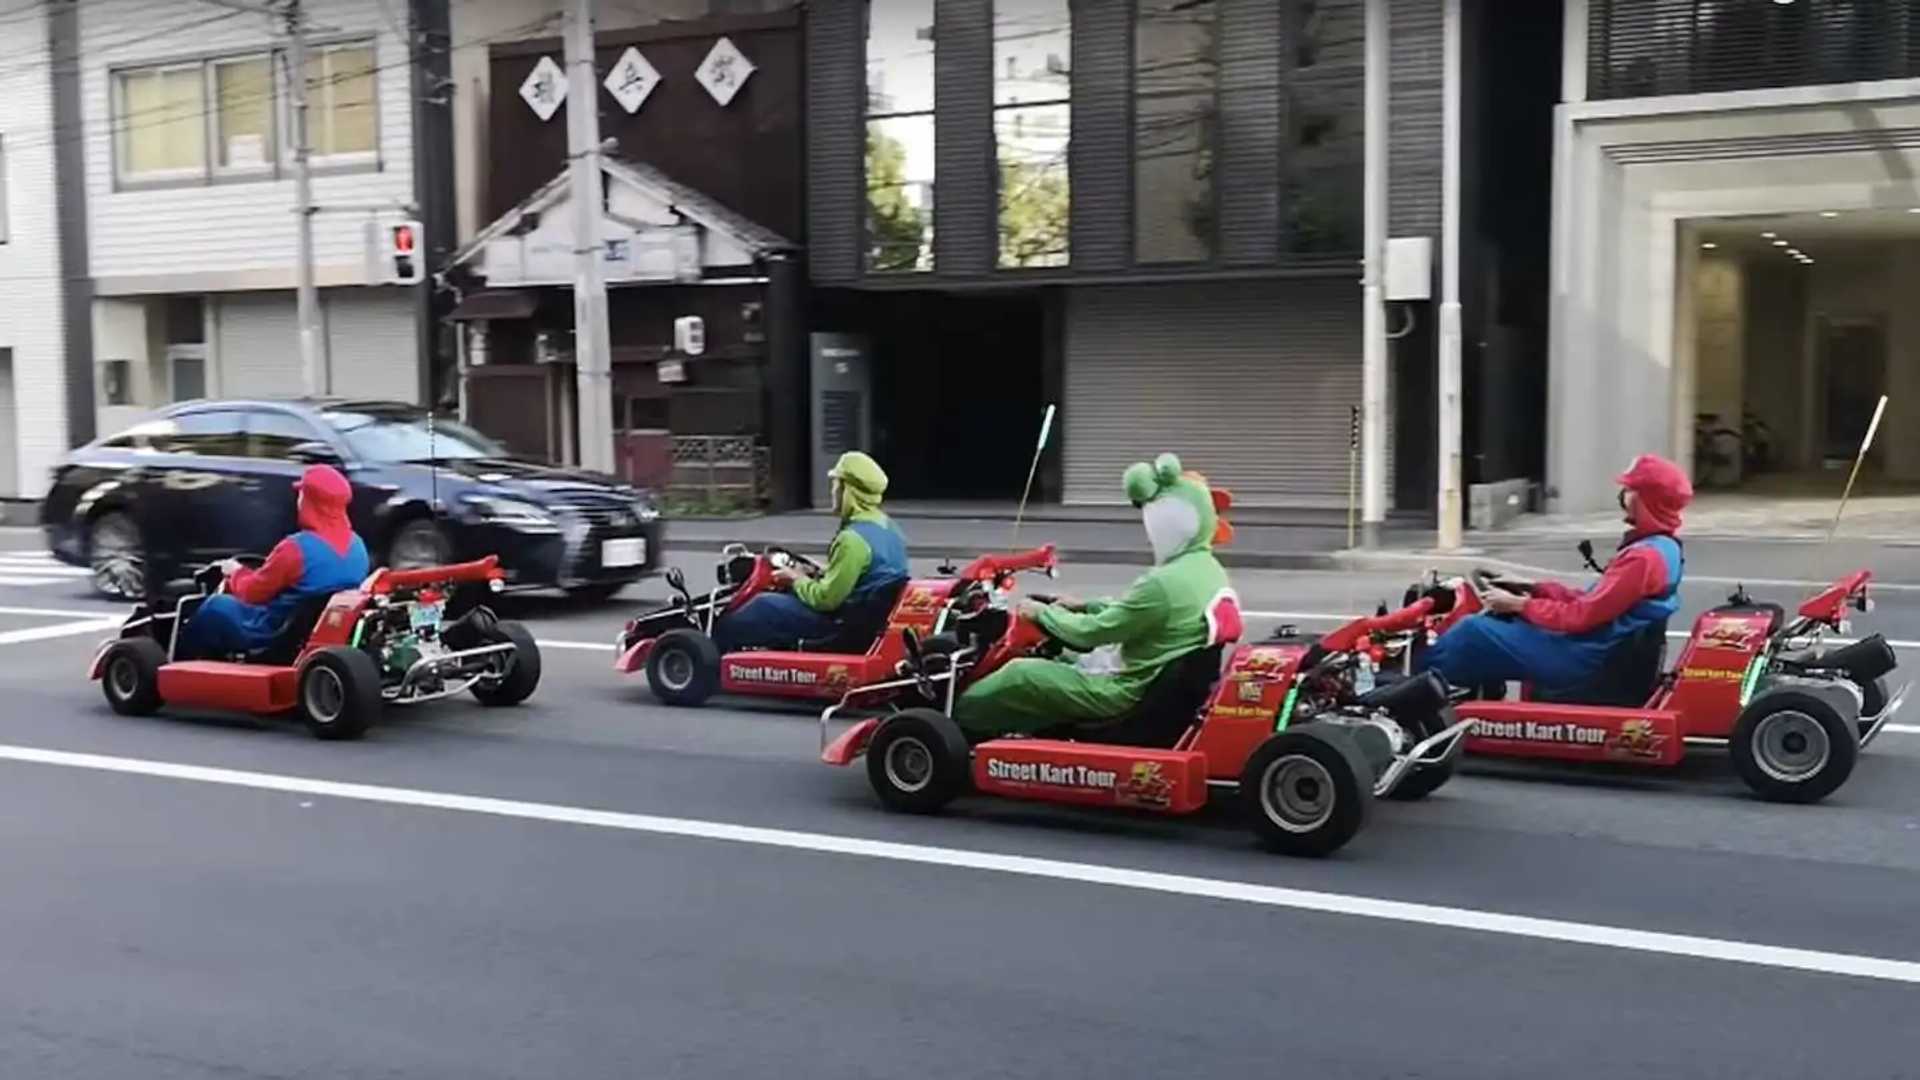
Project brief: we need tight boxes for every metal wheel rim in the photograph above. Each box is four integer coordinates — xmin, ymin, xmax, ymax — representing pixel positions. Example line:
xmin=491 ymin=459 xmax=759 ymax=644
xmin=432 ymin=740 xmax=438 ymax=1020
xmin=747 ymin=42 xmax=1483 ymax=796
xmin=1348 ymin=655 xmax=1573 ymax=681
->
xmin=1260 ymin=754 xmax=1336 ymax=833
xmin=884 ymin=735 xmax=935 ymax=794
xmin=657 ymin=649 xmax=696 ymax=692
xmin=390 ymin=529 xmax=445 ymax=570
xmin=91 ymin=518 xmax=142 ymax=597
xmin=304 ymin=667 xmax=347 ymax=725
xmin=1753 ymin=710 xmax=1831 ymax=783
xmin=106 ymin=655 xmax=140 ymax=700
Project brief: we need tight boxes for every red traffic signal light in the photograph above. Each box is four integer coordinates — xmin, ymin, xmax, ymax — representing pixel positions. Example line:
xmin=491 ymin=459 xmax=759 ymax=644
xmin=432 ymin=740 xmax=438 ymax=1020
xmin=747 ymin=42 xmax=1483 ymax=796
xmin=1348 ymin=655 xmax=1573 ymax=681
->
xmin=392 ymin=224 xmax=416 ymax=254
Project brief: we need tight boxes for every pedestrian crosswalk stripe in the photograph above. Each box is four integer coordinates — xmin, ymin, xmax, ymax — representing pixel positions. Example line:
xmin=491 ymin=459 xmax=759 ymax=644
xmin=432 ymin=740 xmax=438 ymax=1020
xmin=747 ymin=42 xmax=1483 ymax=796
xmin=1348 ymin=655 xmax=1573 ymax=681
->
xmin=0 ymin=576 xmax=68 ymax=586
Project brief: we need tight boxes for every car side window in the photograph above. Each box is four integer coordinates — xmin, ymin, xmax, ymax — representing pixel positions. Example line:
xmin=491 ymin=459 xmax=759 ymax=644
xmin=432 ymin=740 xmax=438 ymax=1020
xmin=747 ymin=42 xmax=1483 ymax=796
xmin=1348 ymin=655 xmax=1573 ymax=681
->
xmin=246 ymin=410 xmax=327 ymax=459
xmin=172 ymin=410 xmax=249 ymax=457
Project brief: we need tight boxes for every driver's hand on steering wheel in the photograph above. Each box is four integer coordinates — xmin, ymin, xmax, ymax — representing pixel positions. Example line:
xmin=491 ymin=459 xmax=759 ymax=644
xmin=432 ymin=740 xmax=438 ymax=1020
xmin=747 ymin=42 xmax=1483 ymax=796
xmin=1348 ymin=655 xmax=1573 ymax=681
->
xmin=1017 ymin=599 xmax=1051 ymax=623
xmin=772 ymin=567 xmax=804 ymax=588
xmin=218 ymin=557 xmax=246 ymax=578
xmin=1482 ymin=586 xmax=1529 ymax=616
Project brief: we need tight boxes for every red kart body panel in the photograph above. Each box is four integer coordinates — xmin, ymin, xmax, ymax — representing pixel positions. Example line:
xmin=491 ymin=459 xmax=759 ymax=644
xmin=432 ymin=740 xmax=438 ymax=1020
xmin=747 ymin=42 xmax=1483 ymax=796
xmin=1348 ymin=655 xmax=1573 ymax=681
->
xmin=972 ymin=740 xmax=1209 ymax=814
xmin=157 ymin=662 xmax=300 ymax=714
xmin=1187 ymin=642 xmax=1310 ymax=780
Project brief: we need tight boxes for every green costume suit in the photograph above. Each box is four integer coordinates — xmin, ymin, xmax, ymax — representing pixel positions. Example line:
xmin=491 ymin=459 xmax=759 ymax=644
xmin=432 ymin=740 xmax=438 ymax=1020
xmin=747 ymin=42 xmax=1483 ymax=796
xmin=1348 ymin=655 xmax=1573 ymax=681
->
xmin=953 ymin=453 xmax=1236 ymax=736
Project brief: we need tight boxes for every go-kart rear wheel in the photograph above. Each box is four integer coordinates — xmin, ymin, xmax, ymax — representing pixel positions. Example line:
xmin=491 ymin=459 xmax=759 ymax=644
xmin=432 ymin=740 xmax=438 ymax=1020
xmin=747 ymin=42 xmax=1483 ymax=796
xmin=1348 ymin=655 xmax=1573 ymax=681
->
xmin=471 ymin=620 xmax=542 ymax=707
xmin=1731 ymin=685 xmax=1860 ymax=804
xmin=100 ymin=637 xmax=167 ymax=717
xmin=866 ymin=709 xmax=971 ymax=814
xmin=647 ymin=629 xmax=720 ymax=707
xmin=1241 ymin=726 xmax=1373 ymax=857
xmin=299 ymin=647 xmax=382 ymax=741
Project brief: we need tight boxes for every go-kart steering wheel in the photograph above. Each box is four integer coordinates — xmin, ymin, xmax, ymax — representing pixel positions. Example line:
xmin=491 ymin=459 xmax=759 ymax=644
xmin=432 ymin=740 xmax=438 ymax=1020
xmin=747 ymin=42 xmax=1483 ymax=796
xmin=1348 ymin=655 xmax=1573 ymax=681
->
xmin=195 ymin=554 xmax=265 ymax=593
xmin=767 ymin=546 xmax=823 ymax=576
xmin=1470 ymin=568 xmax=1533 ymax=597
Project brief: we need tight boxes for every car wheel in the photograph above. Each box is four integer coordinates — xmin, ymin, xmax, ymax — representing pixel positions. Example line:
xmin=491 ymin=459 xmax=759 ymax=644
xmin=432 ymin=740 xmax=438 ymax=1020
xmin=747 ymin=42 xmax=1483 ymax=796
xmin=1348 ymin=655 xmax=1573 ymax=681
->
xmin=1240 ymin=726 xmax=1373 ymax=857
xmin=1731 ymin=684 xmax=1860 ymax=804
xmin=99 ymin=637 xmax=167 ymax=717
xmin=386 ymin=519 xmax=451 ymax=571
xmin=471 ymin=620 xmax=542 ymax=707
xmin=645 ymin=629 xmax=720 ymax=707
xmin=89 ymin=511 xmax=143 ymax=599
xmin=866 ymin=709 xmax=971 ymax=814
xmin=299 ymin=646 xmax=382 ymax=741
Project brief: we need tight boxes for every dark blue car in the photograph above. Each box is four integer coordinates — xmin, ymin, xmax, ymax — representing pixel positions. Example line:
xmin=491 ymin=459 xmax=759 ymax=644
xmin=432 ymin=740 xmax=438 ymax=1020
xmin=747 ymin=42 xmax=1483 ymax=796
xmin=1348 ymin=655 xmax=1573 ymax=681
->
xmin=42 ymin=398 xmax=665 ymax=602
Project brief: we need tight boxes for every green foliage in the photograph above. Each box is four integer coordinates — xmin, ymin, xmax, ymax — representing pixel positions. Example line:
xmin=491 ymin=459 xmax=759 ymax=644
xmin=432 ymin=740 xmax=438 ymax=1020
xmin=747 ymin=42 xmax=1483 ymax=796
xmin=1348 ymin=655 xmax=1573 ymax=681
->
xmin=866 ymin=129 xmax=926 ymax=271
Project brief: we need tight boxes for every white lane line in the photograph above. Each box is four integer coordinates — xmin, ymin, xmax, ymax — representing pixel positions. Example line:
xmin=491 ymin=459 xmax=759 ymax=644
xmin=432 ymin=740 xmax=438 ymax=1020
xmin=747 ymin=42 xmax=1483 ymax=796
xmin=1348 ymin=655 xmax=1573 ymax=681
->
xmin=0 ymin=605 xmax=115 ymax=619
xmin=0 ymin=617 xmax=120 ymax=647
xmin=539 ymin=639 xmax=618 ymax=652
xmin=0 ymin=743 xmax=1915 ymax=987
xmin=0 ymin=576 xmax=69 ymax=587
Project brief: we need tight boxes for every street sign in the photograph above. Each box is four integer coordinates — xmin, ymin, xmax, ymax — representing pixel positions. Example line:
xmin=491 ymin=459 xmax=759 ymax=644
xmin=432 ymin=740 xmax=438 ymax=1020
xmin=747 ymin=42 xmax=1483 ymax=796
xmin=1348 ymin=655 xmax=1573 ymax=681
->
xmin=604 ymin=47 xmax=661 ymax=114
xmin=519 ymin=55 xmax=567 ymax=122
xmin=694 ymin=37 xmax=755 ymax=106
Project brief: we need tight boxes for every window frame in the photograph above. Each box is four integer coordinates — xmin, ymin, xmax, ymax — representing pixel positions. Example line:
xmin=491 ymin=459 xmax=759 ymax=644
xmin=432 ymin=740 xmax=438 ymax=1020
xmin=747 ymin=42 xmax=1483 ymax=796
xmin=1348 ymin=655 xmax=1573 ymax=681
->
xmin=280 ymin=38 xmax=381 ymax=170
xmin=862 ymin=0 xmax=939 ymax=275
xmin=991 ymin=0 xmax=1074 ymax=271
xmin=1128 ymin=0 xmax=1225 ymax=268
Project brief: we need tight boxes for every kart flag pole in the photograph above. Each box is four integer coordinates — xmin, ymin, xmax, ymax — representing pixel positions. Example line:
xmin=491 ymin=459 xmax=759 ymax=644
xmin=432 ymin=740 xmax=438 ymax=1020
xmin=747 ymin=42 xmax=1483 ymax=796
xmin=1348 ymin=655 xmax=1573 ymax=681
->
xmin=1348 ymin=405 xmax=1360 ymax=549
xmin=1013 ymin=404 xmax=1057 ymax=546
xmin=1828 ymin=394 xmax=1888 ymax=542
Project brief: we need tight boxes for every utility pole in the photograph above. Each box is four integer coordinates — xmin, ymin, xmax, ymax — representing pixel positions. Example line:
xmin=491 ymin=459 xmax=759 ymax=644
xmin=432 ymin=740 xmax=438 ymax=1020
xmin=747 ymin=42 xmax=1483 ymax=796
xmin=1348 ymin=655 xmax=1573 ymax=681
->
xmin=565 ymin=0 xmax=615 ymax=473
xmin=287 ymin=0 xmax=324 ymax=397
xmin=1360 ymin=0 xmax=1389 ymax=548
xmin=1436 ymin=0 xmax=1465 ymax=551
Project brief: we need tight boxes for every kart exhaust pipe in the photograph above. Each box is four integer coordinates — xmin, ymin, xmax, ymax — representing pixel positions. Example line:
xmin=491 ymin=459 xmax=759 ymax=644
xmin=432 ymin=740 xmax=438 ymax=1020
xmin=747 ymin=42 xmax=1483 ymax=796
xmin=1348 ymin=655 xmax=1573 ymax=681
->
xmin=1817 ymin=633 xmax=1897 ymax=684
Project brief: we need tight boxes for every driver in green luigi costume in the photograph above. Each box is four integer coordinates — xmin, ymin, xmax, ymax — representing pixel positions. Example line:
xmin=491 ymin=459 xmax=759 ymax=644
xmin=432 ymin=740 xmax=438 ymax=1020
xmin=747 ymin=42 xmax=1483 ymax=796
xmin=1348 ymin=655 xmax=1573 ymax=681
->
xmin=953 ymin=453 xmax=1242 ymax=737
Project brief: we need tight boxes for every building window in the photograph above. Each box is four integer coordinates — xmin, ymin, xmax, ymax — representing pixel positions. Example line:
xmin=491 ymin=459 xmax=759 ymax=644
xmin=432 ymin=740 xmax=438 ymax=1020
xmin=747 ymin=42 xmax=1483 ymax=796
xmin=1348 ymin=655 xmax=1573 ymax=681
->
xmin=864 ymin=0 xmax=936 ymax=273
xmin=296 ymin=43 xmax=378 ymax=161
xmin=115 ymin=63 xmax=209 ymax=181
xmin=993 ymin=0 xmax=1071 ymax=269
xmin=1133 ymin=0 xmax=1219 ymax=264
xmin=214 ymin=57 xmax=274 ymax=171
xmin=1281 ymin=0 xmax=1363 ymax=255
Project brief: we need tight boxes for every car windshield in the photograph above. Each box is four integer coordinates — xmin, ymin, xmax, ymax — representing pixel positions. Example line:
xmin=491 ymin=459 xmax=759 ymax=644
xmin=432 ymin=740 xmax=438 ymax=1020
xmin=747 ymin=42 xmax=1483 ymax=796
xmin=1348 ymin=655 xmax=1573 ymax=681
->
xmin=320 ymin=410 xmax=507 ymax=462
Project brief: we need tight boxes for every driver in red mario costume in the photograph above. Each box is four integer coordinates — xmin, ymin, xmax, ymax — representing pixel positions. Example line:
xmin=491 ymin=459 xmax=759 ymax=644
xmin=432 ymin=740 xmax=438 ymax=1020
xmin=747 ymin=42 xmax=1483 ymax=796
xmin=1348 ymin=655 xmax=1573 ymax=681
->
xmin=178 ymin=464 xmax=370 ymax=659
xmin=1418 ymin=454 xmax=1691 ymax=692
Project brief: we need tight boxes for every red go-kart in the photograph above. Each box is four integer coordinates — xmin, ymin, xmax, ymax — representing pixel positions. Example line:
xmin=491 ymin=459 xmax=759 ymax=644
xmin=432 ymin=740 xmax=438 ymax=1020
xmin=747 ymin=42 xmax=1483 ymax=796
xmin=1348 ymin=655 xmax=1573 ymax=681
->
xmin=615 ymin=542 xmax=1059 ymax=707
xmin=89 ymin=554 xmax=543 ymax=739
xmin=819 ymin=587 xmax=1472 ymax=857
xmin=1403 ymin=557 xmax=1906 ymax=803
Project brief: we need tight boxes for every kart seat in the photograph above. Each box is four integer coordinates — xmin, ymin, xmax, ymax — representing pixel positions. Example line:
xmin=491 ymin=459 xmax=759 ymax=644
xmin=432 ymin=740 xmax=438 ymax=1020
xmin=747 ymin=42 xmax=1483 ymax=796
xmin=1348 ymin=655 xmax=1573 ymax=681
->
xmin=1064 ymin=645 xmax=1226 ymax=749
xmin=1530 ymin=619 xmax=1669 ymax=708
xmin=245 ymin=595 xmax=336 ymax=666
xmin=796 ymin=578 xmax=911 ymax=655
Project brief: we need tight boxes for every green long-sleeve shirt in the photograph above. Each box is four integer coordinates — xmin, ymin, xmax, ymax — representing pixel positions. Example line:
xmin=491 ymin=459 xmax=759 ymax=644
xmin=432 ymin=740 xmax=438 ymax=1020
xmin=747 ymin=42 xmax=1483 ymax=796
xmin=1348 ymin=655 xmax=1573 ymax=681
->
xmin=790 ymin=510 xmax=886 ymax=612
xmin=1033 ymin=549 xmax=1230 ymax=691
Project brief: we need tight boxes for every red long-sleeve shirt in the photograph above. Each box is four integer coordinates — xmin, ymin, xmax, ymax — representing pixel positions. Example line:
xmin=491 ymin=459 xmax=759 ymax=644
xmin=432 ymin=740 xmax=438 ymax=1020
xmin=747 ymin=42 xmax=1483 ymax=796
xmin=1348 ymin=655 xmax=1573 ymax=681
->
xmin=226 ymin=538 xmax=308 ymax=605
xmin=1520 ymin=543 xmax=1673 ymax=634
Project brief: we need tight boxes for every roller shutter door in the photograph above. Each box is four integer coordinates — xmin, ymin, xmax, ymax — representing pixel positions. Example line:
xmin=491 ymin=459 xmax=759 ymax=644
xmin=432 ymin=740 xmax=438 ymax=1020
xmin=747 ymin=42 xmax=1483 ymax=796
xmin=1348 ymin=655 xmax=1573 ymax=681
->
xmin=324 ymin=287 xmax=418 ymax=404
xmin=1062 ymin=279 xmax=1359 ymax=507
xmin=214 ymin=292 xmax=300 ymax=399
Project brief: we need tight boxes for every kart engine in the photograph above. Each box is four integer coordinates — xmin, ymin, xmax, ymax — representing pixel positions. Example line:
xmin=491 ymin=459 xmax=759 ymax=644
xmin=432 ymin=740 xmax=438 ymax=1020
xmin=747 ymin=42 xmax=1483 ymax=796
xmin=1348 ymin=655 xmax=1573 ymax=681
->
xmin=368 ymin=599 xmax=452 ymax=692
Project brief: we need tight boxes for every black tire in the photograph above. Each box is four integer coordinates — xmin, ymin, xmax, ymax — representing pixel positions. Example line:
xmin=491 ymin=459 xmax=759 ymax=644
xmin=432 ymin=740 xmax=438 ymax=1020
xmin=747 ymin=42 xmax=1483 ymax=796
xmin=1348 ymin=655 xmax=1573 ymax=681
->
xmin=89 ymin=511 xmax=144 ymax=599
xmin=386 ymin=518 xmax=452 ymax=571
xmin=1240 ymin=726 xmax=1373 ymax=857
xmin=99 ymin=637 xmax=167 ymax=717
xmin=299 ymin=646 xmax=382 ymax=741
xmin=646 ymin=629 xmax=720 ymax=707
xmin=471 ymin=619 xmax=542 ymax=707
xmin=1731 ymin=684 xmax=1860 ymax=804
xmin=565 ymin=582 xmax=627 ymax=605
xmin=866 ymin=709 xmax=971 ymax=814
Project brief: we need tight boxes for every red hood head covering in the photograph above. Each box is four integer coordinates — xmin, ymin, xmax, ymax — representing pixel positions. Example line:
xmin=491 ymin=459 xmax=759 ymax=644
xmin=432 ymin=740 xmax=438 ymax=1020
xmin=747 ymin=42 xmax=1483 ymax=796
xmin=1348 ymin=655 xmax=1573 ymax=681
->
xmin=1617 ymin=454 xmax=1691 ymax=535
xmin=293 ymin=464 xmax=355 ymax=549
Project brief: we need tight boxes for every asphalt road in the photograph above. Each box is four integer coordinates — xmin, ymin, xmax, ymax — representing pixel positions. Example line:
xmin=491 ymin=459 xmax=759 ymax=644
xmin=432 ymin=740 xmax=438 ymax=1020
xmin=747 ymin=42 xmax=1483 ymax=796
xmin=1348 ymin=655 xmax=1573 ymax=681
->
xmin=2 ymin=529 xmax=1919 ymax=1078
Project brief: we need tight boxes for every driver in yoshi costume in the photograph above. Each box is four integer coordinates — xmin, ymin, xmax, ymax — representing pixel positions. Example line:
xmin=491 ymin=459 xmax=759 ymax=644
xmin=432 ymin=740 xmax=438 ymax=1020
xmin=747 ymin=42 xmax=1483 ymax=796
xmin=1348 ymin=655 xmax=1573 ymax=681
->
xmin=952 ymin=453 xmax=1242 ymax=737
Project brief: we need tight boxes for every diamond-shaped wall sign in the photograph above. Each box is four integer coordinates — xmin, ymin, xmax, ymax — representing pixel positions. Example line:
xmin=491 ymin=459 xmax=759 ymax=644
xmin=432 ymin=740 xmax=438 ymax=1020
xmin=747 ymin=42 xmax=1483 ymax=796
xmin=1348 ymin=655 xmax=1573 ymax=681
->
xmin=519 ymin=55 xmax=567 ymax=122
xmin=694 ymin=36 xmax=755 ymax=107
xmin=604 ymin=47 xmax=661 ymax=114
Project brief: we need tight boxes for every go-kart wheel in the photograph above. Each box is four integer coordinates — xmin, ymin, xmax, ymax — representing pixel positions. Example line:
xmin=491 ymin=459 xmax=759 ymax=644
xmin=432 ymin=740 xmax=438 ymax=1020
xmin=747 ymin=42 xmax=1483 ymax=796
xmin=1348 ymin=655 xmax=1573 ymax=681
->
xmin=647 ymin=629 xmax=720 ymax=707
xmin=471 ymin=620 xmax=542 ymax=707
xmin=866 ymin=709 xmax=971 ymax=814
xmin=99 ymin=637 xmax=167 ymax=717
xmin=299 ymin=646 xmax=382 ymax=741
xmin=1240 ymin=726 xmax=1373 ymax=857
xmin=1731 ymin=684 xmax=1860 ymax=804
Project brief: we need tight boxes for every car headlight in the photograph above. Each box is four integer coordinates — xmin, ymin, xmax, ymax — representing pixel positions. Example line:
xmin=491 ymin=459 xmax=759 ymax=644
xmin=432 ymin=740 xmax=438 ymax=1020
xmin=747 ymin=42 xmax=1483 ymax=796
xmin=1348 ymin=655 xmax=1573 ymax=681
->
xmin=463 ymin=494 xmax=558 ymax=532
xmin=631 ymin=498 xmax=660 ymax=523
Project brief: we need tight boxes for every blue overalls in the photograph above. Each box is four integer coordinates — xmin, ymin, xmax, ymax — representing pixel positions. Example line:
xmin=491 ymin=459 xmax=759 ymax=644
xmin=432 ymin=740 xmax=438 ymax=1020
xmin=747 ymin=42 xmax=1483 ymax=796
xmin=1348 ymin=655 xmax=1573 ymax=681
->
xmin=1420 ymin=535 xmax=1684 ymax=692
xmin=713 ymin=521 xmax=910 ymax=653
xmin=180 ymin=533 xmax=370 ymax=659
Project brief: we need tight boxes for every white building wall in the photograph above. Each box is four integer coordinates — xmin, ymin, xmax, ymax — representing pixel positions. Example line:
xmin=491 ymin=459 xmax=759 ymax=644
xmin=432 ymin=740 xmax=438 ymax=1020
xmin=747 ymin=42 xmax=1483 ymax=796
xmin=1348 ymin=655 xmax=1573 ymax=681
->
xmin=0 ymin=4 xmax=69 ymax=499
xmin=81 ymin=0 xmax=417 ymax=286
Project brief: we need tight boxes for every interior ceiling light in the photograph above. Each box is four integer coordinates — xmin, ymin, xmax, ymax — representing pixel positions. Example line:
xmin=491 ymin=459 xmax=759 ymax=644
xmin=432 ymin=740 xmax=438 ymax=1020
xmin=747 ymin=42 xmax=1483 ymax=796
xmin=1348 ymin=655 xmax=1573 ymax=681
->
xmin=1773 ymin=239 xmax=1789 ymax=246
xmin=1761 ymin=231 xmax=1778 ymax=238
xmin=1820 ymin=210 xmax=1839 ymax=218
xmin=1701 ymin=242 xmax=1718 ymax=249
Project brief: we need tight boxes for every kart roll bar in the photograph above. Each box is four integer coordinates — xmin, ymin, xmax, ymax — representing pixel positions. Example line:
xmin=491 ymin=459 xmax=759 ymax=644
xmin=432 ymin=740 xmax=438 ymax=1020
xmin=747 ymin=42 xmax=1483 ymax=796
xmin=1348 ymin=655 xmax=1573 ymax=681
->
xmin=955 ymin=544 xmax=1057 ymax=581
xmin=366 ymin=555 xmax=506 ymax=595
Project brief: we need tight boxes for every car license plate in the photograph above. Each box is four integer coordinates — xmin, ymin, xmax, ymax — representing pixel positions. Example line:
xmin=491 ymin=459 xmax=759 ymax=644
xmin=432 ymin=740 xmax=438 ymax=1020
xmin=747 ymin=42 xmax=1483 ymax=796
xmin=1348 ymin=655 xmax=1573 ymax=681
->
xmin=602 ymin=537 xmax=647 ymax=568
xmin=411 ymin=601 xmax=443 ymax=629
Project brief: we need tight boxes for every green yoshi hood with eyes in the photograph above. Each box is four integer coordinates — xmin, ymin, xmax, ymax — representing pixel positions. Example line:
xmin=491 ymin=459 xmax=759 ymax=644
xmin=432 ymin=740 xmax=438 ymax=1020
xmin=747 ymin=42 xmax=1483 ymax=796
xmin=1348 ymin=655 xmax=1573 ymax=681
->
xmin=1124 ymin=453 xmax=1234 ymax=564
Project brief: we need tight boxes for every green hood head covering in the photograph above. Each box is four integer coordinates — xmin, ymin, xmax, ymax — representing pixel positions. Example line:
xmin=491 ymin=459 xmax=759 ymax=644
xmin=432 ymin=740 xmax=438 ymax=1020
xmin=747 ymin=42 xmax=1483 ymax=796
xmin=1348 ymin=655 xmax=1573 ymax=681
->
xmin=827 ymin=451 xmax=888 ymax=519
xmin=1123 ymin=452 xmax=1234 ymax=565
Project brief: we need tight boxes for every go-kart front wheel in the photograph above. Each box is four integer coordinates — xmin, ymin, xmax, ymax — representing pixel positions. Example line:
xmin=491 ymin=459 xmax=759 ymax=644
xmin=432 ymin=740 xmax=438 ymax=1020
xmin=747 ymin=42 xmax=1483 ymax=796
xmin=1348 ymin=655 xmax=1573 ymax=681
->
xmin=1240 ymin=726 xmax=1373 ymax=857
xmin=471 ymin=619 xmax=542 ymax=707
xmin=866 ymin=709 xmax=971 ymax=814
xmin=1731 ymin=685 xmax=1859 ymax=804
xmin=299 ymin=647 xmax=382 ymax=741
xmin=647 ymin=629 xmax=720 ymax=707
xmin=99 ymin=637 xmax=167 ymax=717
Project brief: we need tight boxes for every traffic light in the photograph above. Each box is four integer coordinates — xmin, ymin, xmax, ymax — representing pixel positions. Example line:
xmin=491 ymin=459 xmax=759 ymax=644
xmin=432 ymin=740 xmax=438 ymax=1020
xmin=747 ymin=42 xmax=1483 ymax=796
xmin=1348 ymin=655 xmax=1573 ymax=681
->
xmin=385 ymin=220 xmax=423 ymax=285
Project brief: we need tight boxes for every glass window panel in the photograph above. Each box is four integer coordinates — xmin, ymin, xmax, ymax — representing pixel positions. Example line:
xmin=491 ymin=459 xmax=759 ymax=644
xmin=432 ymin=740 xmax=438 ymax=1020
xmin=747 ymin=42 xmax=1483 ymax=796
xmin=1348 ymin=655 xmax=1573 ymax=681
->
xmin=119 ymin=66 xmax=206 ymax=177
xmin=215 ymin=58 xmax=271 ymax=169
xmin=865 ymin=115 xmax=934 ymax=273
xmin=304 ymin=44 xmax=377 ymax=158
xmin=994 ymin=0 xmax=1071 ymax=107
xmin=996 ymin=104 xmax=1069 ymax=269
xmin=866 ymin=0 xmax=934 ymax=116
xmin=1133 ymin=0 xmax=1217 ymax=263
